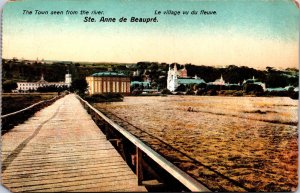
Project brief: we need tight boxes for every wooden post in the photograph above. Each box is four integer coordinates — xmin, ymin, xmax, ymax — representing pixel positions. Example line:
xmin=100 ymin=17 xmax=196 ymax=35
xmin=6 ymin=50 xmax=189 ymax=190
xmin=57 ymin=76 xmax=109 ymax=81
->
xmin=136 ymin=147 xmax=144 ymax=185
xmin=104 ymin=124 xmax=110 ymax=140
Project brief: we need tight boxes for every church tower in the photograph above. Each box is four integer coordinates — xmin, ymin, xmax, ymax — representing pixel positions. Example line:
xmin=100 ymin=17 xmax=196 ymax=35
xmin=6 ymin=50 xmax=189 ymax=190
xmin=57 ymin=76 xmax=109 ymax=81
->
xmin=167 ymin=64 xmax=179 ymax=92
xmin=65 ymin=73 xmax=72 ymax=87
xmin=173 ymin=63 xmax=177 ymax=72
xmin=167 ymin=64 xmax=172 ymax=91
xmin=180 ymin=65 xmax=188 ymax=78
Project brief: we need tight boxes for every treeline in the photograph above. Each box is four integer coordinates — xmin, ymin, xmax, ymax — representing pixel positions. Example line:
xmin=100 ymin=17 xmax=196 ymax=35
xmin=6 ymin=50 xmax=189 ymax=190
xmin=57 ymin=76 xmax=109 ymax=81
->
xmin=132 ymin=62 xmax=298 ymax=89
xmin=2 ymin=59 xmax=299 ymax=90
xmin=2 ymin=59 xmax=132 ymax=82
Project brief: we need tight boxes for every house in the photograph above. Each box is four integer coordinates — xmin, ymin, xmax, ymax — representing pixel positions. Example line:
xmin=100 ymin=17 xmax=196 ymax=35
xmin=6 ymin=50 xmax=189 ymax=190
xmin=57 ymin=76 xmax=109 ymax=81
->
xmin=86 ymin=71 xmax=130 ymax=95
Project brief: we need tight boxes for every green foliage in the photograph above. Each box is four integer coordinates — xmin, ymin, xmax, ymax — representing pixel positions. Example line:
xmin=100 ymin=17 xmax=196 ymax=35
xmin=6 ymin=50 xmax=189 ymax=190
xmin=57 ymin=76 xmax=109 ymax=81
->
xmin=266 ymin=73 xmax=287 ymax=88
xmin=175 ymin=84 xmax=186 ymax=92
xmin=2 ymin=94 xmax=57 ymax=115
xmin=185 ymin=89 xmax=195 ymax=95
xmin=196 ymin=83 xmax=207 ymax=90
xmin=290 ymin=91 xmax=298 ymax=99
xmin=3 ymin=80 xmax=17 ymax=92
xmin=71 ymin=78 xmax=88 ymax=94
xmin=196 ymin=89 xmax=206 ymax=95
xmin=243 ymin=83 xmax=264 ymax=94
xmin=161 ymin=89 xmax=172 ymax=95
xmin=84 ymin=93 xmax=124 ymax=103
xmin=264 ymin=90 xmax=292 ymax=97
xmin=131 ymin=89 xmax=143 ymax=96
xmin=175 ymin=92 xmax=184 ymax=95
xmin=232 ymin=90 xmax=244 ymax=96
xmin=207 ymin=89 xmax=217 ymax=96
xmin=2 ymin=59 xmax=298 ymax=93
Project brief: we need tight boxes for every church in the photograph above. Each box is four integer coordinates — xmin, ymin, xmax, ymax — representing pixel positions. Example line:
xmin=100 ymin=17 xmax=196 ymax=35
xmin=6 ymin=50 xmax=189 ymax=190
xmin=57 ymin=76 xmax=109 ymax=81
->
xmin=167 ymin=64 xmax=206 ymax=92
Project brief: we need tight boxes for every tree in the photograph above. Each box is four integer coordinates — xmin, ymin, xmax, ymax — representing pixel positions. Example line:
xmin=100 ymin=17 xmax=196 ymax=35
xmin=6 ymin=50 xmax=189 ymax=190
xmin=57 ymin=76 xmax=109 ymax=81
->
xmin=266 ymin=66 xmax=275 ymax=73
xmin=196 ymin=83 xmax=207 ymax=90
xmin=161 ymin=89 xmax=172 ymax=95
xmin=290 ymin=91 xmax=299 ymax=100
xmin=243 ymin=83 xmax=264 ymax=94
xmin=71 ymin=78 xmax=88 ymax=94
xmin=186 ymin=89 xmax=195 ymax=95
xmin=207 ymin=89 xmax=217 ymax=96
xmin=175 ymin=84 xmax=186 ymax=92
xmin=3 ymin=80 xmax=17 ymax=92
xmin=266 ymin=73 xmax=287 ymax=88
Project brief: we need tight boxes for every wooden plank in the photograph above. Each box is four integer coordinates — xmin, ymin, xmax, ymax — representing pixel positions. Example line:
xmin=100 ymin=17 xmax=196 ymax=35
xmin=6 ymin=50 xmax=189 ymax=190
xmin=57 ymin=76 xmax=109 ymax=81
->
xmin=3 ymin=158 xmax=126 ymax=173
xmin=5 ymin=169 xmax=136 ymax=188
xmin=2 ymin=94 xmax=146 ymax=192
xmin=10 ymin=175 xmax=140 ymax=192
xmin=4 ymin=165 xmax=130 ymax=182
xmin=28 ymin=178 xmax=145 ymax=192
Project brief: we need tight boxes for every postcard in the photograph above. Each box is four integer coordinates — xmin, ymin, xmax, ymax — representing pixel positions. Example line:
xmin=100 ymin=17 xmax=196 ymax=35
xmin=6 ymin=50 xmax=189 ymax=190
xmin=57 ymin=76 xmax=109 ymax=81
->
xmin=1 ymin=0 xmax=299 ymax=192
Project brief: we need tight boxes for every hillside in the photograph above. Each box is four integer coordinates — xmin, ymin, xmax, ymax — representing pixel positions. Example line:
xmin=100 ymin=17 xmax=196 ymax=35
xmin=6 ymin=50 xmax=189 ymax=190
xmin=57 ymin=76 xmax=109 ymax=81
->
xmin=2 ymin=59 xmax=298 ymax=90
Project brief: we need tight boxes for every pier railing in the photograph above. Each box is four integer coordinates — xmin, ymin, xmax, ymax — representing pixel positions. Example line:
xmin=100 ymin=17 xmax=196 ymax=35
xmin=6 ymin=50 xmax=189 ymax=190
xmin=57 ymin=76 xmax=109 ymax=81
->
xmin=1 ymin=94 xmax=66 ymax=134
xmin=77 ymin=95 xmax=210 ymax=192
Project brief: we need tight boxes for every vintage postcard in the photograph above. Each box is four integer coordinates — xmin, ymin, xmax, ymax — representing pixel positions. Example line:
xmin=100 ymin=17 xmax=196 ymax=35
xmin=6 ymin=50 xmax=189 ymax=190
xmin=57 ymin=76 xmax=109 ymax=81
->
xmin=1 ymin=0 xmax=299 ymax=192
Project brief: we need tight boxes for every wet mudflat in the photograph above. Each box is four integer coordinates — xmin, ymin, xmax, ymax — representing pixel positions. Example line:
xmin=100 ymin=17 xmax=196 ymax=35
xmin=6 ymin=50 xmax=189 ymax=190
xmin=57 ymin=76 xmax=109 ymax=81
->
xmin=95 ymin=96 xmax=298 ymax=192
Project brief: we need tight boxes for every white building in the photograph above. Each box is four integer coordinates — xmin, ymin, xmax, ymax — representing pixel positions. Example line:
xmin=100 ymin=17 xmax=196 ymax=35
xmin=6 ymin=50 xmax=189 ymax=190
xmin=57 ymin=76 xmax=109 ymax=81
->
xmin=167 ymin=64 xmax=205 ymax=91
xmin=16 ymin=73 xmax=72 ymax=92
xmin=208 ymin=75 xmax=226 ymax=86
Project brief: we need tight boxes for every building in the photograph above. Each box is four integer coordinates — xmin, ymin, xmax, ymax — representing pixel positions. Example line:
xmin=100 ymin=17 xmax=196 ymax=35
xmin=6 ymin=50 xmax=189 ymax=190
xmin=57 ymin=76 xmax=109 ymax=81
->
xmin=16 ymin=73 xmax=72 ymax=92
xmin=86 ymin=72 xmax=130 ymax=95
xmin=130 ymin=81 xmax=151 ymax=89
xmin=243 ymin=76 xmax=266 ymax=91
xmin=208 ymin=75 xmax=226 ymax=86
xmin=266 ymin=85 xmax=295 ymax=92
xmin=167 ymin=64 xmax=205 ymax=91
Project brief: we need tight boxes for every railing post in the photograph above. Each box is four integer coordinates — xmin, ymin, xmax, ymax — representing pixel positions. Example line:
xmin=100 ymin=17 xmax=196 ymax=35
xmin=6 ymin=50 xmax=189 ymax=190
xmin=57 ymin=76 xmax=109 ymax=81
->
xmin=104 ymin=124 xmax=111 ymax=140
xmin=136 ymin=147 xmax=144 ymax=185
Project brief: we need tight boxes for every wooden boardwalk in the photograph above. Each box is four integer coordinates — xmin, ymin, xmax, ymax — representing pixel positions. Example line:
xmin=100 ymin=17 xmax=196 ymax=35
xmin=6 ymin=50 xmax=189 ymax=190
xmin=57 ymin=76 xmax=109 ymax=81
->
xmin=1 ymin=94 xmax=147 ymax=192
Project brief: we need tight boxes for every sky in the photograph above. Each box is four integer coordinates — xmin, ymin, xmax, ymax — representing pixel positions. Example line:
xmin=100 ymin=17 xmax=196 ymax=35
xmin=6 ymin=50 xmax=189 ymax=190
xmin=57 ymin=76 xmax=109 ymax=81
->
xmin=2 ymin=0 xmax=299 ymax=69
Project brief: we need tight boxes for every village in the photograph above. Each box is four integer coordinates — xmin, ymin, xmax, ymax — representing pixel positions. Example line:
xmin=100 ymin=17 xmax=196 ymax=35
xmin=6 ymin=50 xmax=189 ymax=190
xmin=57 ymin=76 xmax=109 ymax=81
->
xmin=3 ymin=58 xmax=298 ymax=99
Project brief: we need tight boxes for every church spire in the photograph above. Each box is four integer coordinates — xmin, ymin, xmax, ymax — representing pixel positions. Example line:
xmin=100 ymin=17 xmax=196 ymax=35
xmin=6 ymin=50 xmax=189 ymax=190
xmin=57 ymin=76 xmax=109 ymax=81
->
xmin=174 ymin=63 xmax=177 ymax=72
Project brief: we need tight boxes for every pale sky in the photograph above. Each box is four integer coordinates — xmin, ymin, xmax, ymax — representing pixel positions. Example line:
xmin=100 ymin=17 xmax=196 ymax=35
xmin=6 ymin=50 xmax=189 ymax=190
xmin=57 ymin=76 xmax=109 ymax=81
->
xmin=2 ymin=0 xmax=299 ymax=69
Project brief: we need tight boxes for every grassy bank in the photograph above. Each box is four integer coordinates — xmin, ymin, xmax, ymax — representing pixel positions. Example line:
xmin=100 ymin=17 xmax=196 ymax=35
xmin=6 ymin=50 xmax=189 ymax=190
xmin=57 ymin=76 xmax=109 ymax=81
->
xmin=2 ymin=93 xmax=59 ymax=115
